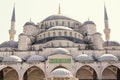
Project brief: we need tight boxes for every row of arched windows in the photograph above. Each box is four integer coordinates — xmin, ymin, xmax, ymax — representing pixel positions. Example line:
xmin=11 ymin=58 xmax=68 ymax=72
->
xmin=37 ymin=31 xmax=83 ymax=40
xmin=40 ymin=20 xmax=81 ymax=29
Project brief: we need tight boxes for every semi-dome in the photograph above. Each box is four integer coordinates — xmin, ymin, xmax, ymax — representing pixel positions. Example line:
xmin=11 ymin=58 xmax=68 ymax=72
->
xmin=83 ymin=21 xmax=96 ymax=26
xmin=75 ymin=54 xmax=94 ymax=62
xmin=42 ymin=14 xmax=74 ymax=22
xmin=50 ymin=48 xmax=70 ymax=55
xmin=103 ymin=41 xmax=120 ymax=47
xmin=98 ymin=54 xmax=118 ymax=62
xmin=48 ymin=26 xmax=73 ymax=31
xmin=51 ymin=68 xmax=73 ymax=77
xmin=3 ymin=55 xmax=22 ymax=63
xmin=27 ymin=55 xmax=45 ymax=62
xmin=94 ymin=32 xmax=101 ymax=35
xmin=24 ymin=21 xmax=36 ymax=26
xmin=0 ymin=41 xmax=18 ymax=48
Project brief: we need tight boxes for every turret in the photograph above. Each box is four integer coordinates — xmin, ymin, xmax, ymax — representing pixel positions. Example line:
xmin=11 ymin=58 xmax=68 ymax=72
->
xmin=9 ymin=4 xmax=16 ymax=41
xmin=23 ymin=19 xmax=37 ymax=36
xmin=93 ymin=32 xmax=103 ymax=49
xmin=82 ymin=20 xmax=96 ymax=36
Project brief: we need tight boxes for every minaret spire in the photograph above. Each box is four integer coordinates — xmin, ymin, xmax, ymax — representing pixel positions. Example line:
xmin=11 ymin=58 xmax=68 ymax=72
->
xmin=9 ymin=4 xmax=16 ymax=41
xmin=11 ymin=4 xmax=15 ymax=22
xmin=104 ymin=4 xmax=108 ymax=20
xmin=58 ymin=3 xmax=61 ymax=14
xmin=104 ymin=3 xmax=111 ymax=43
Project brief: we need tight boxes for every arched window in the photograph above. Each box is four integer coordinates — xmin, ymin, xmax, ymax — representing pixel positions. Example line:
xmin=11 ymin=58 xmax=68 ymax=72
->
xmin=48 ymin=32 xmax=50 ymax=37
xmin=50 ymin=22 xmax=52 ymax=27
xmin=53 ymin=32 xmax=56 ymax=36
xmin=70 ymin=32 xmax=72 ymax=36
xmin=73 ymin=23 xmax=76 ymax=27
xmin=41 ymin=24 xmax=43 ymax=29
xmin=59 ymin=32 xmax=61 ymax=36
xmin=56 ymin=21 xmax=58 ymax=26
xmin=45 ymin=23 xmax=47 ymax=29
xmin=78 ymin=34 xmax=80 ymax=38
xmin=68 ymin=22 xmax=70 ymax=27
xmin=64 ymin=32 xmax=67 ymax=36
xmin=75 ymin=33 xmax=77 ymax=37
xmin=62 ymin=21 xmax=64 ymax=26
xmin=53 ymin=22 xmax=55 ymax=26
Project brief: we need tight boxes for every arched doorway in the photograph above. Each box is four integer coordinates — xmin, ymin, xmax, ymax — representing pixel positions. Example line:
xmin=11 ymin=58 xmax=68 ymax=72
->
xmin=0 ymin=67 xmax=19 ymax=80
xmin=49 ymin=68 xmax=74 ymax=80
xmin=23 ymin=66 xmax=45 ymax=80
xmin=76 ymin=65 xmax=97 ymax=80
xmin=52 ymin=66 xmax=68 ymax=71
xmin=102 ymin=65 xmax=120 ymax=80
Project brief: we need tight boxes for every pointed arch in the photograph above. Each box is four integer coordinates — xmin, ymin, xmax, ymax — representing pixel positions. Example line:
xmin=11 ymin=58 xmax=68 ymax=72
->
xmin=76 ymin=65 xmax=97 ymax=80
xmin=0 ymin=67 xmax=19 ymax=80
xmin=102 ymin=65 xmax=120 ymax=80
xmin=23 ymin=66 xmax=45 ymax=80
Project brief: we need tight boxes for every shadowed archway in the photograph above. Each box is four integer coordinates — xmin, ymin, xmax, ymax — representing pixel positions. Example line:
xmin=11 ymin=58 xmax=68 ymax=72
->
xmin=102 ymin=65 xmax=120 ymax=80
xmin=0 ymin=67 xmax=19 ymax=80
xmin=23 ymin=66 xmax=45 ymax=80
xmin=76 ymin=65 xmax=97 ymax=80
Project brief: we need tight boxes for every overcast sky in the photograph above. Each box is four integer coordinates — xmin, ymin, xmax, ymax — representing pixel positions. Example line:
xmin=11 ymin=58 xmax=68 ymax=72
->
xmin=0 ymin=0 xmax=120 ymax=43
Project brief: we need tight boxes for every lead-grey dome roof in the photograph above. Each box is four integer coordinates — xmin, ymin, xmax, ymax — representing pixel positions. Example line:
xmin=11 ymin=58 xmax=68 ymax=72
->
xmin=24 ymin=21 xmax=36 ymax=26
xmin=42 ymin=14 xmax=75 ymax=22
xmin=83 ymin=21 xmax=96 ymax=26
xmin=103 ymin=41 xmax=120 ymax=47
xmin=27 ymin=55 xmax=45 ymax=62
xmin=75 ymin=54 xmax=94 ymax=62
xmin=50 ymin=48 xmax=70 ymax=55
xmin=98 ymin=54 xmax=118 ymax=62
xmin=50 ymin=68 xmax=73 ymax=77
xmin=3 ymin=55 xmax=22 ymax=63
xmin=0 ymin=41 xmax=18 ymax=48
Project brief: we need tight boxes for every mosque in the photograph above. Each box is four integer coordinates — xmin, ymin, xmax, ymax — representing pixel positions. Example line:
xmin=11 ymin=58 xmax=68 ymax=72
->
xmin=0 ymin=3 xmax=120 ymax=80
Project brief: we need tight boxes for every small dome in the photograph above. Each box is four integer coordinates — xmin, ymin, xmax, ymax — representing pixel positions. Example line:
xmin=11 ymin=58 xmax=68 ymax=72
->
xmin=3 ymin=55 xmax=22 ymax=63
xmin=24 ymin=21 xmax=36 ymax=26
xmin=75 ymin=54 xmax=94 ymax=62
xmin=98 ymin=54 xmax=118 ymax=62
xmin=51 ymin=68 xmax=73 ymax=77
xmin=103 ymin=41 xmax=120 ymax=47
xmin=48 ymin=26 xmax=73 ymax=31
xmin=83 ymin=21 xmax=96 ymax=26
xmin=27 ymin=55 xmax=45 ymax=62
xmin=0 ymin=41 xmax=18 ymax=48
xmin=50 ymin=48 xmax=70 ymax=55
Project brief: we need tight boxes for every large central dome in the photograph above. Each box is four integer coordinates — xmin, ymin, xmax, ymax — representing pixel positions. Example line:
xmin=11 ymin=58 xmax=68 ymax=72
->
xmin=42 ymin=14 xmax=75 ymax=22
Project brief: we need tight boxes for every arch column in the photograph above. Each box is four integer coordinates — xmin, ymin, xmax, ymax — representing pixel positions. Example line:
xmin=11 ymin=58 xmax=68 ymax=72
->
xmin=117 ymin=68 xmax=120 ymax=80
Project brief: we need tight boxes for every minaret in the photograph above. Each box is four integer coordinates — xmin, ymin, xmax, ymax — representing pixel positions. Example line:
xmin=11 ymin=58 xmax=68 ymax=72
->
xmin=104 ymin=4 xmax=111 ymax=43
xmin=9 ymin=4 xmax=16 ymax=41
xmin=58 ymin=3 xmax=61 ymax=14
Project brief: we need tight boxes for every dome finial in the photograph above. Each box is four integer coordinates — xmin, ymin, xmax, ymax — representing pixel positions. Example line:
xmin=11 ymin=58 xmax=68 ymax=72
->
xmin=58 ymin=3 xmax=61 ymax=14
xmin=30 ymin=18 xmax=31 ymax=22
xmin=88 ymin=17 xmax=89 ymax=21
